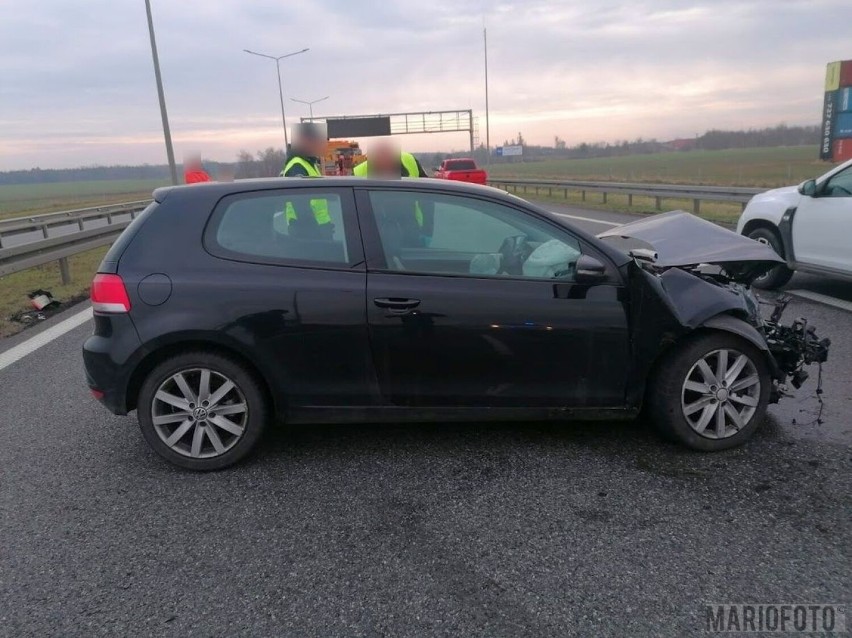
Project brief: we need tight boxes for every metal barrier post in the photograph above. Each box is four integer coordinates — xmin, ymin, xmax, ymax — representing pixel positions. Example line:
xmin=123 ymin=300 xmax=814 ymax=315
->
xmin=58 ymin=257 xmax=71 ymax=285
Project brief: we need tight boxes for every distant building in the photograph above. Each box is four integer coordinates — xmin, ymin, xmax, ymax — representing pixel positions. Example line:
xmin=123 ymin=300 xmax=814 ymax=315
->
xmin=664 ymin=138 xmax=697 ymax=151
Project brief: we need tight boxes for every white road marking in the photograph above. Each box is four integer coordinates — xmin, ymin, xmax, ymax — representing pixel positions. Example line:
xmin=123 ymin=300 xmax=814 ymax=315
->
xmin=548 ymin=211 xmax=620 ymax=227
xmin=0 ymin=307 xmax=93 ymax=373
xmin=787 ymin=289 xmax=852 ymax=313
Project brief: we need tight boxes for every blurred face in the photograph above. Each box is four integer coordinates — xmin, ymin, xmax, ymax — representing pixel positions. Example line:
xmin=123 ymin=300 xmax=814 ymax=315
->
xmin=293 ymin=132 xmax=325 ymax=158
xmin=184 ymin=153 xmax=202 ymax=171
xmin=304 ymin=135 xmax=326 ymax=158
xmin=369 ymin=141 xmax=400 ymax=177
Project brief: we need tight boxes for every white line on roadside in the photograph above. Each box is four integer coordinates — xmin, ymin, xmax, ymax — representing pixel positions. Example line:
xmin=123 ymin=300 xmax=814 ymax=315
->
xmin=787 ymin=290 xmax=852 ymax=313
xmin=0 ymin=306 xmax=93 ymax=373
xmin=548 ymin=211 xmax=620 ymax=227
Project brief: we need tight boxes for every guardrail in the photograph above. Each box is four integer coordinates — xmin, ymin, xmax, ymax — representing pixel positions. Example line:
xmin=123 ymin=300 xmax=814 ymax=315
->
xmin=0 ymin=200 xmax=150 ymax=248
xmin=487 ymin=178 xmax=762 ymax=214
xmin=0 ymin=200 xmax=150 ymax=283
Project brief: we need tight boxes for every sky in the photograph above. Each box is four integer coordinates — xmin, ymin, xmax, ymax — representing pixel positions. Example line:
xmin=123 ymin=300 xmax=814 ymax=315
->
xmin=0 ymin=0 xmax=850 ymax=170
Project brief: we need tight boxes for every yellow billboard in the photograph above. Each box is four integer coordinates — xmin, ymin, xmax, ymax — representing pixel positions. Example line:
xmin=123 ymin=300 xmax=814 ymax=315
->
xmin=825 ymin=61 xmax=841 ymax=92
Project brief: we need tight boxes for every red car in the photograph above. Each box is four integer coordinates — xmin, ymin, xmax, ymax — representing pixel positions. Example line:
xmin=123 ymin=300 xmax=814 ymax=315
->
xmin=433 ymin=158 xmax=488 ymax=185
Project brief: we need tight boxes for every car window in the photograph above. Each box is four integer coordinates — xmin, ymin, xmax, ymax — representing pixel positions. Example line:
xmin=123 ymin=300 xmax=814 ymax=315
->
xmin=208 ymin=190 xmax=352 ymax=266
xmin=367 ymin=190 xmax=582 ymax=280
xmin=824 ymin=165 xmax=852 ymax=198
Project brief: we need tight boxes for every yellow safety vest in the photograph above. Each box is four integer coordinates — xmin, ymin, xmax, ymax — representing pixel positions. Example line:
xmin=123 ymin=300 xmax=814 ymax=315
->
xmin=353 ymin=152 xmax=420 ymax=178
xmin=353 ymin=152 xmax=423 ymax=227
xmin=280 ymin=156 xmax=330 ymax=226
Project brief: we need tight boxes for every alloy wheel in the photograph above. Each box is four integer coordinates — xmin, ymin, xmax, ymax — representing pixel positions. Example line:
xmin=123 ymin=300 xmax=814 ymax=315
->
xmin=680 ymin=349 xmax=761 ymax=439
xmin=151 ymin=368 xmax=248 ymax=458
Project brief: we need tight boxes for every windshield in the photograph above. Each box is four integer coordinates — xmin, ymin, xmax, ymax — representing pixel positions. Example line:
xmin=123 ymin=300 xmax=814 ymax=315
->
xmin=446 ymin=160 xmax=477 ymax=170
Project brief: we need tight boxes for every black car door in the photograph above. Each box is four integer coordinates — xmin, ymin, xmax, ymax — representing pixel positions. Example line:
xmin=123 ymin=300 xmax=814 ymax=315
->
xmin=356 ymin=187 xmax=631 ymax=408
xmin=199 ymin=185 xmax=373 ymax=406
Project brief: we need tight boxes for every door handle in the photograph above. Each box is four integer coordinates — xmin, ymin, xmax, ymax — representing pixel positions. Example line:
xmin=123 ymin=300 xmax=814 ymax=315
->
xmin=373 ymin=298 xmax=421 ymax=311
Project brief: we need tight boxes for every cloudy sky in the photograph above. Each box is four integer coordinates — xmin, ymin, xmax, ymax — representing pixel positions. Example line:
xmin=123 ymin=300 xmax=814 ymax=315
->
xmin=0 ymin=0 xmax=849 ymax=170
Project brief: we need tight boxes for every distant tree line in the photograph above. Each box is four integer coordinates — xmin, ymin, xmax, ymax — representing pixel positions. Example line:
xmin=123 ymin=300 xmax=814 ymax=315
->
xmin=405 ymin=124 xmax=822 ymax=169
xmin=235 ymin=148 xmax=286 ymax=179
xmin=696 ymin=124 xmax=819 ymax=150
xmin=474 ymin=123 xmax=821 ymax=165
xmin=0 ymin=124 xmax=821 ymax=185
xmin=0 ymin=161 xmax=236 ymax=186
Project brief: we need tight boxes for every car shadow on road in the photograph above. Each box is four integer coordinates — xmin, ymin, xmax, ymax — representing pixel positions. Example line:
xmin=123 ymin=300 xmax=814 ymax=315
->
xmin=246 ymin=411 xmax=800 ymax=475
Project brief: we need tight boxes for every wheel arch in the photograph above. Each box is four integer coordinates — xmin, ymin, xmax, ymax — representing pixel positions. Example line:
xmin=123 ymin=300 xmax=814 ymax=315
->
xmin=643 ymin=312 xmax=780 ymax=405
xmin=124 ymin=339 xmax=280 ymax=417
xmin=695 ymin=313 xmax=781 ymax=380
xmin=741 ymin=218 xmax=782 ymax=248
xmin=741 ymin=209 xmax=797 ymax=268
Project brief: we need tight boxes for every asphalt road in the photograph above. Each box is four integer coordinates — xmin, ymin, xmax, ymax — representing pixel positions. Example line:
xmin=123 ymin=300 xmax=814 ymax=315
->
xmin=1 ymin=204 xmax=850 ymax=637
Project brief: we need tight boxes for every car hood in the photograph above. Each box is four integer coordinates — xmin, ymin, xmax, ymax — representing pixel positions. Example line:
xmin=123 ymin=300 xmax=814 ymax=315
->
xmin=597 ymin=211 xmax=784 ymax=281
xmin=749 ymin=184 xmax=799 ymax=205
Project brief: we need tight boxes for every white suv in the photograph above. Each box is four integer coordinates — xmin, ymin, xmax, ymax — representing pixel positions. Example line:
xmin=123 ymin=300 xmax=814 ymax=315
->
xmin=736 ymin=158 xmax=852 ymax=288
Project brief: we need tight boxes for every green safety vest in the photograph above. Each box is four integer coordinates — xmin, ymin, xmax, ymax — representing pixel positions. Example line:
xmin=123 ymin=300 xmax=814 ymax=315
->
xmin=353 ymin=151 xmax=420 ymax=178
xmin=280 ymin=156 xmax=330 ymax=226
xmin=353 ymin=152 xmax=423 ymax=227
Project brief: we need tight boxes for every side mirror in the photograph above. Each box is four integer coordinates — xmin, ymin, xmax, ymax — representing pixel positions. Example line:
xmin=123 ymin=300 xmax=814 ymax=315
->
xmin=432 ymin=167 xmax=440 ymax=172
xmin=798 ymin=179 xmax=817 ymax=197
xmin=575 ymin=254 xmax=608 ymax=283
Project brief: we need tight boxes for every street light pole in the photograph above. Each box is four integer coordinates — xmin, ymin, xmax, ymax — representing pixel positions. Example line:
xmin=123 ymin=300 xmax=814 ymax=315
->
xmin=483 ymin=26 xmax=491 ymax=166
xmin=244 ymin=48 xmax=309 ymax=150
xmin=144 ymin=0 xmax=177 ymax=185
xmin=291 ymin=96 xmax=329 ymax=120
xmin=275 ymin=60 xmax=288 ymax=148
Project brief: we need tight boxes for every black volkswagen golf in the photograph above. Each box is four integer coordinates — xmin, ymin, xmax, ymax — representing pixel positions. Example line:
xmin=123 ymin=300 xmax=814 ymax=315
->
xmin=83 ymin=178 xmax=828 ymax=470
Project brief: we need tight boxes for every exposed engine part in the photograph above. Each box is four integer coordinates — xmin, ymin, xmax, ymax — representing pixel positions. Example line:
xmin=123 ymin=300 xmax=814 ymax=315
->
xmin=761 ymin=295 xmax=830 ymax=416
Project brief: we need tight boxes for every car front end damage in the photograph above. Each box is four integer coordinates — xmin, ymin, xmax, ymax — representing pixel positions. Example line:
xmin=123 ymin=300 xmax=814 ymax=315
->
xmin=761 ymin=295 xmax=830 ymax=400
xmin=599 ymin=211 xmax=830 ymax=407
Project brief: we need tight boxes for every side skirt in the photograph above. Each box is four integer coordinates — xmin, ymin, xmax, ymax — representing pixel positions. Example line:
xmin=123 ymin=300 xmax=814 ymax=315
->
xmin=285 ymin=406 xmax=640 ymax=425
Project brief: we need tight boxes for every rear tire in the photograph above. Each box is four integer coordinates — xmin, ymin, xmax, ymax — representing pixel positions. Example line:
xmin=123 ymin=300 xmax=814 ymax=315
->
xmin=137 ymin=352 xmax=269 ymax=470
xmin=747 ymin=227 xmax=793 ymax=289
xmin=648 ymin=332 xmax=771 ymax=451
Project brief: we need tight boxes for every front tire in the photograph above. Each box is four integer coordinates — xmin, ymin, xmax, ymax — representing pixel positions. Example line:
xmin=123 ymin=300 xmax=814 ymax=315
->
xmin=648 ymin=333 xmax=771 ymax=451
xmin=747 ymin=227 xmax=793 ymax=289
xmin=137 ymin=352 xmax=269 ymax=470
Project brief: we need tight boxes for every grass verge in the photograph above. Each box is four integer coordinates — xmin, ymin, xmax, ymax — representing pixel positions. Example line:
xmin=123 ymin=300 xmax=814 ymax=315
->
xmin=0 ymin=247 xmax=107 ymax=338
xmin=0 ymin=179 xmax=164 ymax=220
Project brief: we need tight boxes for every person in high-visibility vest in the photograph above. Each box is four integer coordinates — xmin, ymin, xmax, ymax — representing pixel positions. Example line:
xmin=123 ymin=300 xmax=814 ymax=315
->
xmin=353 ymin=149 xmax=427 ymax=178
xmin=278 ymin=123 xmax=332 ymax=239
xmin=354 ymin=141 xmax=432 ymax=246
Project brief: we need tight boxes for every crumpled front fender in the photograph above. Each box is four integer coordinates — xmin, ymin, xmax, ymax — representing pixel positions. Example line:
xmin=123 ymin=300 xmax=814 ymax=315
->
xmin=700 ymin=313 xmax=768 ymax=352
xmin=700 ymin=313 xmax=781 ymax=381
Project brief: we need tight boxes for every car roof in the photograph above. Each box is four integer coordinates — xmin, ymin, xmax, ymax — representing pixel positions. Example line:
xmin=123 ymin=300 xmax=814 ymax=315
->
xmin=152 ymin=176 xmax=632 ymax=268
xmin=153 ymin=176 xmax=498 ymax=202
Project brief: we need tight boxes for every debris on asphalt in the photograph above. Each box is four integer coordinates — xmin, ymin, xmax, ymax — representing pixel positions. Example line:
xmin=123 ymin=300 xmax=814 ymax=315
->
xmin=28 ymin=289 xmax=60 ymax=311
xmin=10 ymin=290 xmax=63 ymax=325
xmin=12 ymin=311 xmax=47 ymax=324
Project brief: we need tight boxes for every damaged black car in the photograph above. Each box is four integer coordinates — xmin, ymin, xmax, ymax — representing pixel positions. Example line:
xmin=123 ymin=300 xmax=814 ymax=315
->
xmin=83 ymin=179 xmax=830 ymax=470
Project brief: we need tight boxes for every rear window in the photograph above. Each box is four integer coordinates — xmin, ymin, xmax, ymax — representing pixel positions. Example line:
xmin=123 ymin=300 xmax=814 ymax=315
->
xmin=205 ymin=189 xmax=359 ymax=268
xmin=98 ymin=201 xmax=158 ymax=273
xmin=446 ymin=160 xmax=477 ymax=171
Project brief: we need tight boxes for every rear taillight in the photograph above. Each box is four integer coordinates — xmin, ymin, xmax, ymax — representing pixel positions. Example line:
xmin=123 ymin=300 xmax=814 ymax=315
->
xmin=91 ymin=274 xmax=131 ymax=313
